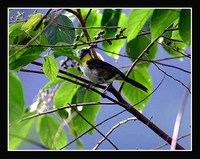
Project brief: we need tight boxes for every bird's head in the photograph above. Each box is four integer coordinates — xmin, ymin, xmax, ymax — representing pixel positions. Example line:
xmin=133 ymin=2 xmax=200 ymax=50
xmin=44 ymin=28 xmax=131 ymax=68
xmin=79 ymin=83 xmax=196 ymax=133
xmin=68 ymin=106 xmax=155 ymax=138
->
xmin=78 ymin=47 xmax=104 ymax=65
xmin=78 ymin=47 xmax=92 ymax=65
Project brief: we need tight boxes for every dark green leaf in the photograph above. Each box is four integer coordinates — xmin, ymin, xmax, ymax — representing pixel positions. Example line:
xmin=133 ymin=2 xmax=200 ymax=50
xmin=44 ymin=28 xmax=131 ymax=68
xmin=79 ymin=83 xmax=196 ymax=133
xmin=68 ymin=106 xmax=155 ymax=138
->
xmin=9 ymin=72 xmax=25 ymax=124
xmin=122 ymin=67 xmax=152 ymax=111
xmin=179 ymin=9 xmax=191 ymax=45
xmin=127 ymin=9 xmax=154 ymax=42
xmin=36 ymin=115 xmax=67 ymax=150
xmin=45 ymin=13 xmax=75 ymax=45
xmin=102 ymin=13 xmax=127 ymax=59
xmin=101 ymin=9 xmax=122 ymax=35
xmin=163 ymin=20 xmax=187 ymax=59
xmin=150 ymin=9 xmax=180 ymax=41
xmin=126 ymin=36 xmax=158 ymax=68
xmin=43 ymin=56 xmax=59 ymax=80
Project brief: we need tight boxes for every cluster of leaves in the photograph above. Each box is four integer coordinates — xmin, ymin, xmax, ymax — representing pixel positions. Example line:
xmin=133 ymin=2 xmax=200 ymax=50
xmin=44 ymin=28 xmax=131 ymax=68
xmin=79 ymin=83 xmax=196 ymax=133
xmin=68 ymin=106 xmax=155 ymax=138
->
xmin=9 ymin=9 xmax=191 ymax=150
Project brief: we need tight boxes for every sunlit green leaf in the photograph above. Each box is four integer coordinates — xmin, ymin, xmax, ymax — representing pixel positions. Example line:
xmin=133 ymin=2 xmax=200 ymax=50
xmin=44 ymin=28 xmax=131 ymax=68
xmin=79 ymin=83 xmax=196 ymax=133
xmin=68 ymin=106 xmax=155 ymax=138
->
xmin=122 ymin=67 xmax=152 ymax=111
xmin=43 ymin=56 xmax=59 ymax=80
xmin=76 ymin=9 xmax=102 ymax=51
xmin=69 ymin=88 xmax=101 ymax=137
xmin=9 ymin=117 xmax=35 ymax=150
xmin=150 ymin=9 xmax=180 ymax=41
xmin=9 ymin=72 xmax=25 ymax=124
xmin=127 ymin=9 xmax=154 ymax=42
xmin=37 ymin=115 xmax=67 ymax=150
xmin=54 ymin=80 xmax=80 ymax=119
xmin=22 ymin=13 xmax=43 ymax=33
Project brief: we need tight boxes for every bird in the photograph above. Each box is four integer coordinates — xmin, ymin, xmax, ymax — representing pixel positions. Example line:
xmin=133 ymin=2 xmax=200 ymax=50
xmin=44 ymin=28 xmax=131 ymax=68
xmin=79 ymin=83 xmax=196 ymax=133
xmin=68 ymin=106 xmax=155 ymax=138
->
xmin=78 ymin=47 xmax=148 ymax=92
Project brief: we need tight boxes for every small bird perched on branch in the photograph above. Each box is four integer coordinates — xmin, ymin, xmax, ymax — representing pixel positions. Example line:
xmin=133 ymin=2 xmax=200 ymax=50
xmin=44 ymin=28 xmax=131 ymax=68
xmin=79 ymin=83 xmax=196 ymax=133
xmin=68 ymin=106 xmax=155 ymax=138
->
xmin=78 ymin=47 xmax=148 ymax=92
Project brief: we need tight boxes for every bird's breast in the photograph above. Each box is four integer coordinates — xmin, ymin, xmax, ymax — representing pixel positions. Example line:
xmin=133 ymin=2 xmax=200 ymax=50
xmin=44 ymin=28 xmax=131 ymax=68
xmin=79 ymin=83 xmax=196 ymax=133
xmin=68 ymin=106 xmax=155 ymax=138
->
xmin=80 ymin=63 xmax=101 ymax=83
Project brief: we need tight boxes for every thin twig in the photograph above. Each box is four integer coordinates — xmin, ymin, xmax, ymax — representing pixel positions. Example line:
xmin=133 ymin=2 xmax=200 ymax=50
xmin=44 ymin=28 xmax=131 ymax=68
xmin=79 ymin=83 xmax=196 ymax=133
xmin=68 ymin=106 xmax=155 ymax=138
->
xmin=154 ymin=133 xmax=191 ymax=150
xmin=70 ymin=104 xmax=119 ymax=150
xmin=84 ymin=9 xmax=92 ymax=22
xmin=21 ymin=101 xmax=114 ymax=122
xmin=151 ymin=60 xmax=191 ymax=93
xmin=93 ymin=117 xmax=137 ymax=150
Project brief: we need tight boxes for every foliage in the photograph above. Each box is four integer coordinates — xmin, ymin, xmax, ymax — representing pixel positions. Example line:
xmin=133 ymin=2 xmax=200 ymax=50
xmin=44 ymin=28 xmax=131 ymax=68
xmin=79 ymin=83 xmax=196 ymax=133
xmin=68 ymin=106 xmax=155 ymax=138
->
xmin=8 ymin=8 xmax=191 ymax=150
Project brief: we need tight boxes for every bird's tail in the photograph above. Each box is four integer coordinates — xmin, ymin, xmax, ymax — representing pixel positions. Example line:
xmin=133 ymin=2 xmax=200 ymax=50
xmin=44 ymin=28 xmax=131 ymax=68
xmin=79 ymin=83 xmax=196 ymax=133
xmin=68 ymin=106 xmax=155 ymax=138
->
xmin=122 ymin=76 xmax=148 ymax=92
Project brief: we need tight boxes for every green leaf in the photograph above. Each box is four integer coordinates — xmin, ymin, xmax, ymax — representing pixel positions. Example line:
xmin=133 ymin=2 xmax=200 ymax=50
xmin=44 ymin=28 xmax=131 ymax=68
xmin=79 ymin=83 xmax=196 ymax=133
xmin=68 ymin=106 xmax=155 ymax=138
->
xmin=9 ymin=54 xmax=41 ymax=70
xmin=9 ymin=22 xmax=22 ymax=34
xmin=126 ymin=35 xmax=158 ymax=68
xmin=22 ymin=13 xmax=43 ymax=33
xmin=43 ymin=68 xmax=81 ymax=90
xmin=69 ymin=88 xmax=101 ymax=137
xmin=43 ymin=56 xmax=59 ymax=80
xmin=163 ymin=20 xmax=187 ymax=59
xmin=122 ymin=67 xmax=152 ymax=111
xmin=9 ymin=117 xmax=35 ymax=150
xmin=76 ymin=9 xmax=102 ymax=51
xmin=9 ymin=22 xmax=29 ymax=45
xmin=150 ymin=9 xmax=180 ymax=41
xmin=45 ymin=13 xmax=75 ymax=45
xmin=127 ymin=9 xmax=154 ymax=42
xmin=53 ymin=42 xmax=80 ymax=63
xmin=9 ymin=72 xmax=25 ymax=124
xmin=54 ymin=80 xmax=80 ymax=119
xmin=27 ymin=29 xmax=49 ymax=45
xmin=179 ymin=9 xmax=191 ymax=45
xmin=101 ymin=9 xmax=122 ymax=35
xmin=37 ymin=115 xmax=67 ymax=150
xmin=102 ymin=12 xmax=127 ymax=59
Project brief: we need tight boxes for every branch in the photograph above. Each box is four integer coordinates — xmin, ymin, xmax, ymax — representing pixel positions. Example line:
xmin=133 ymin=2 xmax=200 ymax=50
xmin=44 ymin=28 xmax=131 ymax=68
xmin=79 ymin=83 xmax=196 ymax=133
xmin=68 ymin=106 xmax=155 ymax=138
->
xmin=70 ymin=105 xmax=119 ymax=150
xmin=21 ymin=61 xmax=185 ymax=150
xmin=93 ymin=117 xmax=137 ymax=150
xmin=21 ymin=101 xmax=114 ymax=122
